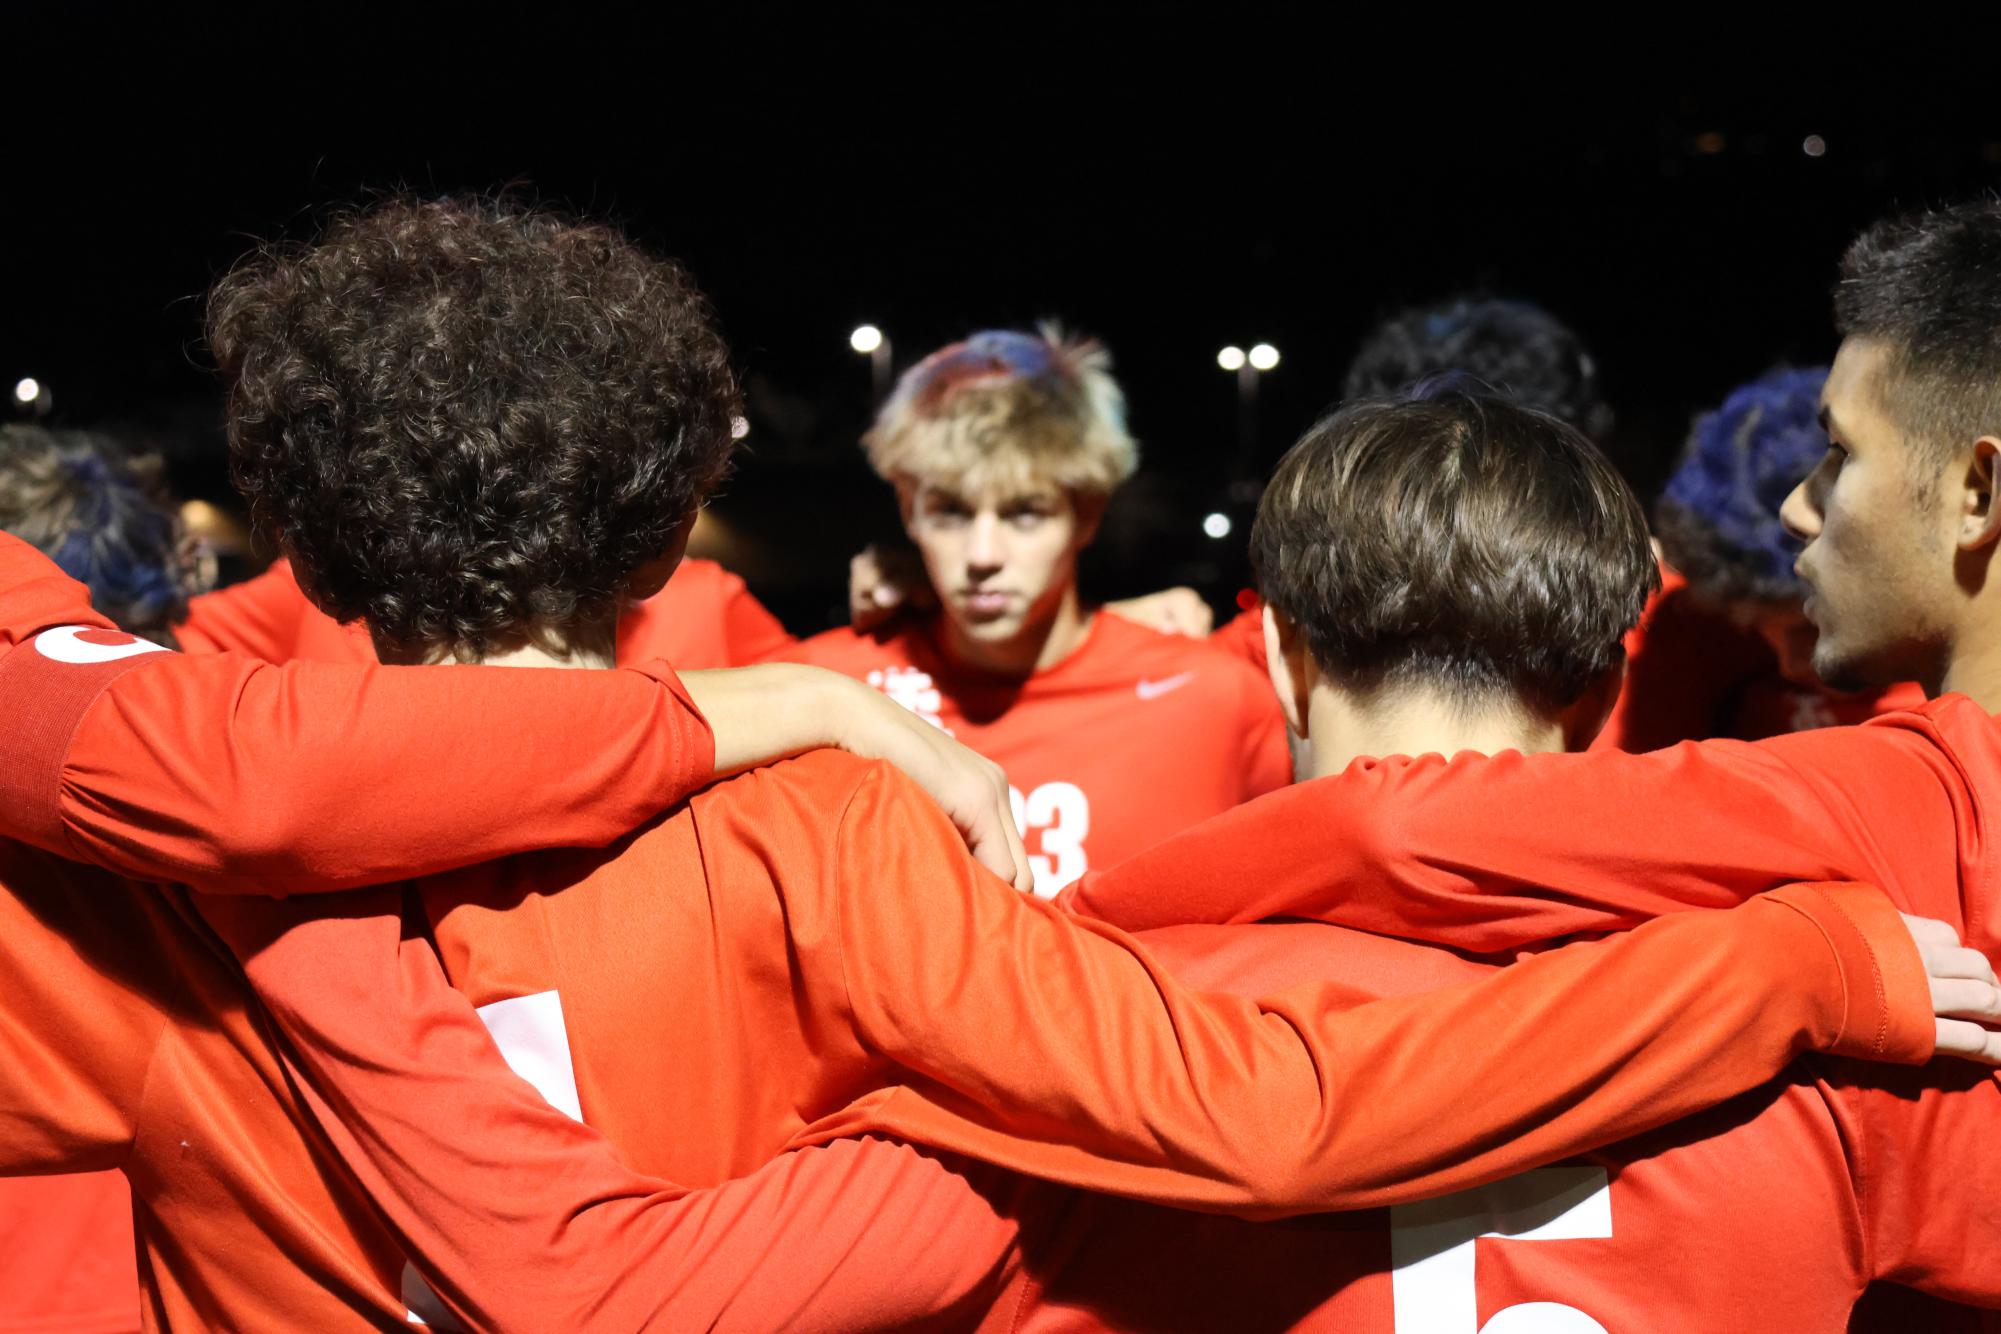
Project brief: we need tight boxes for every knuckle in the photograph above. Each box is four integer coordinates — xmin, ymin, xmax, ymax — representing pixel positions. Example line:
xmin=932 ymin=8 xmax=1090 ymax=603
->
xmin=1915 ymin=916 xmax=1954 ymax=945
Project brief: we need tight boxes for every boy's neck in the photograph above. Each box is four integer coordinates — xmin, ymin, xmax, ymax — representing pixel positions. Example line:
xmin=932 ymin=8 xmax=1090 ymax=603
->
xmin=1303 ymin=684 xmax=1562 ymax=779
xmin=373 ymin=627 xmax=617 ymax=671
xmin=1939 ymin=618 xmax=2001 ymax=711
xmin=473 ymin=641 xmax=616 ymax=671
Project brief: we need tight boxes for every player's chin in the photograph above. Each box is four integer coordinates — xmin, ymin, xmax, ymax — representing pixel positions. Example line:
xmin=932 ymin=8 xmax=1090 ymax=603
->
xmin=962 ymin=617 xmax=1026 ymax=643
xmin=953 ymin=603 xmax=1022 ymax=635
xmin=1809 ymin=634 xmax=1882 ymax=695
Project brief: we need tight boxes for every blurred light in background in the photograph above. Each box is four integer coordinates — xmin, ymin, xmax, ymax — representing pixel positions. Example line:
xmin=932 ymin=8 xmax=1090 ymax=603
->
xmin=849 ymin=324 xmax=884 ymax=354
xmin=1802 ymin=134 xmax=1827 ymax=158
xmin=13 ymin=377 xmax=40 ymax=404
xmin=1203 ymin=511 xmax=1233 ymax=539
xmin=1248 ymin=343 xmax=1280 ymax=371
xmin=1216 ymin=345 xmax=1246 ymax=371
xmin=730 ymin=415 xmax=751 ymax=440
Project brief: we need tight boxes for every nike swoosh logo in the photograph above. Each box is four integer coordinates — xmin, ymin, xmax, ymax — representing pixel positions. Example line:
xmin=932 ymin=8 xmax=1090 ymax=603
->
xmin=1136 ymin=672 xmax=1197 ymax=700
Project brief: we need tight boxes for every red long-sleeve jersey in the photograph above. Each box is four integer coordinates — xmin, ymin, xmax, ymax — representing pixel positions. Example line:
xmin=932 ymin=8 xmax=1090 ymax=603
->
xmin=972 ymin=917 xmax=2001 ymax=1332
xmin=0 ymin=534 xmax=717 ymax=892
xmin=7 ymin=600 xmax=1920 ymax=1328
xmin=0 ymin=833 xmax=1060 ymax=1330
xmin=781 ymin=612 xmax=1292 ymax=896
xmin=206 ymin=842 xmax=1927 ymax=1329
xmin=1062 ymin=696 xmax=1998 ymax=956
xmin=0 ymin=534 xmax=1948 ymax=1329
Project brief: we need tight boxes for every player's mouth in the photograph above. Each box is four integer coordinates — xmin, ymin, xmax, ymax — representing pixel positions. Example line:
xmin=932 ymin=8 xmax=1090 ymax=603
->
xmin=959 ymin=589 xmax=1014 ymax=620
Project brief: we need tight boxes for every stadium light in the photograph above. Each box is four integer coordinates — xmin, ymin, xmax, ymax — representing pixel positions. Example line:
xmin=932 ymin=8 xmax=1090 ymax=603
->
xmin=1203 ymin=511 xmax=1233 ymax=540
xmin=851 ymin=324 xmax=893 ymax=400
xmin=1219 ymin=341 xmax=1278 ymax=460
xmin=13 ymin=377 xmax=39 ymax=405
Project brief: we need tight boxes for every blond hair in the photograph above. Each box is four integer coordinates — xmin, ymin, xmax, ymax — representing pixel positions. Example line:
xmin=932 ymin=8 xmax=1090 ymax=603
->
xmin=863 ymin=325 xmax=1137 ymax=497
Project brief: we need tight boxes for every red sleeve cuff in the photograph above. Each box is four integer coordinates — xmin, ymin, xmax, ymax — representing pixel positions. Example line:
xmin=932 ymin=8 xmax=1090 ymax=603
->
xmin=1765 ymin=880 xmax=1933 ymax=1064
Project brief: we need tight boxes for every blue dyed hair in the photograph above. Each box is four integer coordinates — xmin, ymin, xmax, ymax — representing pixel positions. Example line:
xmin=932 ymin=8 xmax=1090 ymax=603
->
xmin=0 ymin=425 xmax=191 ymax=642
xmin=1655 ymin=366 xmax=1829 ymax=605
xmin=923 ymin=330 xmax=1065 ymax=383
xmin=1343 ymin=297 xmax=1612 ymax=441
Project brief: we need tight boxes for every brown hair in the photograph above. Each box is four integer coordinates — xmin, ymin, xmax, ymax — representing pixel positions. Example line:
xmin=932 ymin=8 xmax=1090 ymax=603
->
xmin=1835 ymin=199 xmax=2001 ymax=474
xmin=1251 ymin=391 xmax=1658 ymax=714
xmin=208 ymin=195 xmax=740 ymax=659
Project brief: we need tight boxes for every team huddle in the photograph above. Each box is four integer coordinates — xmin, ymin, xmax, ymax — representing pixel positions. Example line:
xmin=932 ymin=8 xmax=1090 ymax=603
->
xmin=1 ymin=193 xmax=2000 ymax=1331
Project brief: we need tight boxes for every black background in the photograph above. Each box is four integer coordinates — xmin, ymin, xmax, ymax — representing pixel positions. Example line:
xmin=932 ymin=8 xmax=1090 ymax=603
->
xmin=7 ymin=8 xmax=2000 ymax=627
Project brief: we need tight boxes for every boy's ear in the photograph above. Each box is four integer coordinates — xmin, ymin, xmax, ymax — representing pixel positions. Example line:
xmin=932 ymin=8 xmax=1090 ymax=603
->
xmin=1560 ymin=654 xmax=1627 ymax=752
xmin=1957 ymin=437 xmax=2001 ymax=552
xmin=1262 ymin=602 xmax=1314 ymax=739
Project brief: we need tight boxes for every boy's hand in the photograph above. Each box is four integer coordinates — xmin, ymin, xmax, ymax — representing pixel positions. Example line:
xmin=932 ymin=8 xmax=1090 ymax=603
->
xmin=1905 ymin=913 xmax=2001 ymax=1063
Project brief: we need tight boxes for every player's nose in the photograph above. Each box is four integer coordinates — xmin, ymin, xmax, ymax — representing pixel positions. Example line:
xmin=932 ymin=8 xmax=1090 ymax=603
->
xmin=1780 ymin=471 xmax=1822 ymax=544
xmin=965 ymin=513 xmax=1006 ymax=573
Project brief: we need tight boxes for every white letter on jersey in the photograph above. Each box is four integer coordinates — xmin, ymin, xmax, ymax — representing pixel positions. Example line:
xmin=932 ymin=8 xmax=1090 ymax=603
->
xmin=404 ymin=990 xmax=584 ymax=1325
xmin=1389 ymin=1166 xmax=1611 ymax=1334
xmin=1009 ymin=782 xmax=1091 ymax=898
xmin=32 ymin=625 xmax=170 ymax=664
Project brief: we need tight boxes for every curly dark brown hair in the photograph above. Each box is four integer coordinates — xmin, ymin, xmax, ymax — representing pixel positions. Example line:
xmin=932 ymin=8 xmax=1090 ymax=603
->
xmin=208 ymin=196 xmax=741 ymax=658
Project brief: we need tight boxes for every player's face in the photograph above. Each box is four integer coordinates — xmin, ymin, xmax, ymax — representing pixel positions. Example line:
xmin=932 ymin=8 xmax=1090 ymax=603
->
xmin=1780 ymin=338 xmax=1959 ymax=693
xmin=905 ymin=475 xmax=1088 ymax=648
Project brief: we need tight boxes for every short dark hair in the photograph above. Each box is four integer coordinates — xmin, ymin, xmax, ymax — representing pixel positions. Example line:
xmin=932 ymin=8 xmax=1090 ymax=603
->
xmin=208 ymin=196 xmax=741 ymax=658
xmin=1342 ymin=298 xmax=1613 ymax=441
xmin=1835 ymin=199 xmax=2001 ymax=470
xmin=1655 ymin=366 xmax=1827 ymax=607
xmin=1251 ymin=391 xmax=1657 ymax=714
xmin=0 ymin=424 xmax=190 ymax=644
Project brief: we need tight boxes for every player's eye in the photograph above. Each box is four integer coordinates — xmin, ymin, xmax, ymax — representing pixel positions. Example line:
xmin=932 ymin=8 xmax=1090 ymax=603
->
xmin=1002 ymin=501 xmax=1056 ymax=528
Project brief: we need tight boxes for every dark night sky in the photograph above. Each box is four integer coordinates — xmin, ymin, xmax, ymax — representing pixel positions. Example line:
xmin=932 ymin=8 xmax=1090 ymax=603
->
xmin=8 ymin=10 xmax=2001 ymax=625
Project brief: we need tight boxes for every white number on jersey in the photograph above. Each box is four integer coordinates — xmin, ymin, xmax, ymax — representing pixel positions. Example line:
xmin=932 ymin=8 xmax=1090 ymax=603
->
xmin=1389 ymin=1166 xmax=1611 ymax=1333
xmin=1008 ymin=781 xmax=1091 ymax=898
